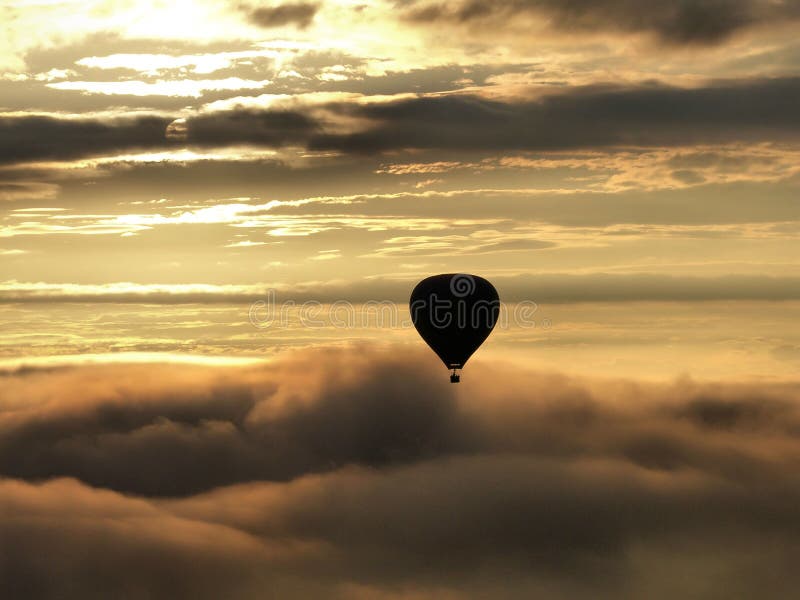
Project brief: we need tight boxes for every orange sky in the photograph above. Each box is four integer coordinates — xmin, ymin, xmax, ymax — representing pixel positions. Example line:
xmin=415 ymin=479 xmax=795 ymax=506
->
xmin=2 ymin=2 xmax=800 ymax=597
xmin=1 ymin=0 xmax=799 ymax=379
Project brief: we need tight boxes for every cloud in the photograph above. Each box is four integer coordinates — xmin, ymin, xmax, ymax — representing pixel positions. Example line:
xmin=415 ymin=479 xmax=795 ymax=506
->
xmin=0 ymin=347 xmax=461 ymax=495
xmin=497 ymin=272 xmax=800 ymax=302
xmin=182 ymin=78 xmax=800 ymax=153
xmin=3 ymin=346 xmax=800 ymax=597
xmin=3 ymin=77 xmax=800 ymax=166
xmin=402 ymin=0 xmax=800 ymax=45
xmin=0 ymin=114 xmax=171 ymax=166
xmin=47 ymin=78 xmax=273 ymax=98
xmin=245 ymin=2 xmax=320 ymax=29
xmin=0 ymin=478 xmax=286 ymax=599
xmin=0 ymin=181 xmax=59 ymax=202
xmin=183 ymin=108 xmax=320 ymax=146
xmin=1 ymin=273 xmax=799 ymax=304
xmin=307 ymin=78 xmax=800 ymax=152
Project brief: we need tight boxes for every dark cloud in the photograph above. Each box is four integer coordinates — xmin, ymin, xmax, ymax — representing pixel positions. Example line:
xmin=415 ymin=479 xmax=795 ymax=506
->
xmin=3 ymin=77 xmax=799 ymax=166
xmin=0 ymin=478 xmax=280 ymax=600
xmin=153 ymin=77 xmax=800 ymax=155
xmin=0 ymin=114 xmax=171 ymax=165
xmin=0 ymin=110 xmax=316 ymax=166
xmin=402 ymin=0 xmax=800 ymax=45
xmin=245 ymin=2 xmax=319 ymax=29
xmin=307 ymin=78 xmax=800 ymax=152
xmin=3 ymin=347 xmax=800 ymax=597
xmin=183 ymin=109 xmax=320 ymax=147
xmin=0 ymin=348 xmax=463 ymax=496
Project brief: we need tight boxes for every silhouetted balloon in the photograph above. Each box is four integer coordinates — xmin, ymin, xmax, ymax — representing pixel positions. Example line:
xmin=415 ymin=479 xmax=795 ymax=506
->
xmin=410 ymin=274 xmax=499 ymax=382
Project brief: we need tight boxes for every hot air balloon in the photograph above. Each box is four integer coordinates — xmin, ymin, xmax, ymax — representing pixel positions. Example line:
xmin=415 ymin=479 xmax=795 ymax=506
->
xmin=410 ymin=274 xmax=499 ymax=383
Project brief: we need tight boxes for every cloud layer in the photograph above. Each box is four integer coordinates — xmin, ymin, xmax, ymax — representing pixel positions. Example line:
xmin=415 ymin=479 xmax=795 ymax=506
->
xmin=307 ymin=78 xmax=800 ymax=152
xmin=3 ymin=77 xmax=800 ymax=166
xmin=403 ymin=0 xmax=800 ymax=44
xmin=3 ymin=346 xmax=800 ymax=597
xmin=2 ymin=273 xmax=799 ymax=304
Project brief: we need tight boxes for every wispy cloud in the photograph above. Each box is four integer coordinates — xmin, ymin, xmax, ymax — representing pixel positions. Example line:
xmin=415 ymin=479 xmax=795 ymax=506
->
xmin=2 ymin=273 xmax=799 ymax=304
xmin=48 ymin=78 xmax=273 ymax=98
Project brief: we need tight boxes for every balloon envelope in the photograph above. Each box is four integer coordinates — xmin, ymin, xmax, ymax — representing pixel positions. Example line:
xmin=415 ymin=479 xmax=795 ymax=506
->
xmin=410 ymin=274 xmax=499 ymax=370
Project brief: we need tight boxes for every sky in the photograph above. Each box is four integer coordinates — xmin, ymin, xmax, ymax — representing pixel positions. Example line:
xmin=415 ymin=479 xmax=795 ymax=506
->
xmin=1 ymin=1 xmax=800 ymax=598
